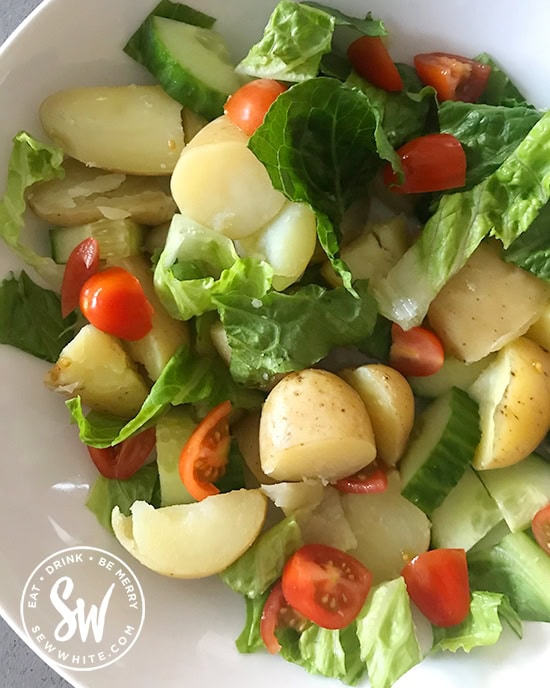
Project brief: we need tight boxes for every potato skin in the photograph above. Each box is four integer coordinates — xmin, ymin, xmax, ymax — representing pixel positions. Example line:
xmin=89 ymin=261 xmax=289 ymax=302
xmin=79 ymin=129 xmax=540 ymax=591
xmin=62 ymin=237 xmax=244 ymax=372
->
xmin=259 ymin=369 xmax=376 ymax=481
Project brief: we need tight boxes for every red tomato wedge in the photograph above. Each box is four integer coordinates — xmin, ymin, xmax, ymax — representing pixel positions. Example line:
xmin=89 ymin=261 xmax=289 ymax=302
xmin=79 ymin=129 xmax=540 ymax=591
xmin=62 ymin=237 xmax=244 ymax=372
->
xmin=390 ymin=323 xmax=445 ymax=377
xmin=383 ymin=133 xmax=466 ymax=194
xmin=179 ymin=400 xmax=232 ymax=501
xmin=224 ymin=79 xmax=288 ymax=136
xmin=87 ymin=427 xmax=156 ymax=480
xmin=260 ymin=580 xmax=308 ymax=654
xmin=61 ymin=237 xmax=100 ymax=318
xmin=334 ymin=460 xmax=388 ymax=494
xmin=414 ymin=52 xmax=491 ymax=102
xmin=347 ymin=36 xmax=403 ymax=92
xmin=402 ymin=548 xmax=470 ymax=627
xmin=281 ymin=544 xmax=372 ymax=629
xmin=532 ymin=503 xmax=550 ymax=555
xmin=79 ymin=266 xmax=154 ymax=341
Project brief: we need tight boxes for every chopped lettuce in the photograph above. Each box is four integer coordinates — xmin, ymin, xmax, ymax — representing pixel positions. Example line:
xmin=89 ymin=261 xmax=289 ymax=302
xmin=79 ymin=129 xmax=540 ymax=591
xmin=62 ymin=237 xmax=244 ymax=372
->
xmin=220 ymin=516 xmax=302 ymax=598
xmin=67 ymin=344 xmax=264 ymax=448
xmin=374 ymin=110 xmax=550 ymax=329
xmin=154 ymin=215 xmax=273 ymax=321
xmin=503 ymin=201 xmax=550 ymax=280
xmin=214 ymin=280 xmax=378 ymax=387
xmin=0 ymin=132 xmax=65 ymax=289
xmin=302 ymin=2 xmax=386 ymax=36
xmin=86 ymin=463 xmax=160 ymax=533
xmin=476 ymin=53 xmax=532 ymax=108
xmin=356 ymin=578 xmax=422 ymax=688
xmin=432 ymin=591 xmax=522 ymax=653
xmin=235 ymin=591 xmax=270 ymax=653
xmin=0 ymin=271 xmax=76 ymax=362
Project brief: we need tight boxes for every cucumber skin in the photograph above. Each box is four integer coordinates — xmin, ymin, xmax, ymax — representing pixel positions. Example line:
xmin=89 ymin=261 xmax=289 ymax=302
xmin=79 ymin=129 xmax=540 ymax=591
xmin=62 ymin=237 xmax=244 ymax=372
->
xmin=401 ymin=387 xmax=481 ymax=516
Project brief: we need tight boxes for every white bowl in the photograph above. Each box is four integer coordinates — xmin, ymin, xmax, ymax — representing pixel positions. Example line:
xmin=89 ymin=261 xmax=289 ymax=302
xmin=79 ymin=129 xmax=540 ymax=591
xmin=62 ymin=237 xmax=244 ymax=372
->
xmin=1 ymin=1 xmax=550 ymax=687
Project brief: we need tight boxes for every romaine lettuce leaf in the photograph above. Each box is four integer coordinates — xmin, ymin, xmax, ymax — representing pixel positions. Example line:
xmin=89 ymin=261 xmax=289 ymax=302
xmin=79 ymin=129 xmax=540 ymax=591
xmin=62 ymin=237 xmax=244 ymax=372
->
xmin=154 ymin=215 xmax=273 ymax=321
xmin=0 ymin=271 xmax=76 ymax=362
xmin=220 ymin=516 xmax=302 ymax=598
xmin=302 ymin=2 xmax=386 ymax=36
xmin=356 ymin=577 xmax=422 ymax=688
xmin=235 ymin=591 xmax=270 ymax=653
xmin=503 ymin=201 xmax=550 ymax=280
xmin=214 ymin=280 xmax=378 ymax=387
xmin=374 ymin=109 xmax=550 ymax=329
xmin=67 ymin=345 xmax=264 ymax=448
xmin=476 ymin=53 xmax=532 ymax=108
xmin=0 ymin=132 xmax=65 ymax=289
xmin=432 ymin=591 xmax=522 ymax=653
xmin=86 ymin=463 xmax=160 ymax=533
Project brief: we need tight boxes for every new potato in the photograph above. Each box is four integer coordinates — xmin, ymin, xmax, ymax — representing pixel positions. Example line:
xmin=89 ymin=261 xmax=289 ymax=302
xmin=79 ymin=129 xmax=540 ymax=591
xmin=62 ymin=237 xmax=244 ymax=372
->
xmin=259 ymin=369 xmax=376 ymax=481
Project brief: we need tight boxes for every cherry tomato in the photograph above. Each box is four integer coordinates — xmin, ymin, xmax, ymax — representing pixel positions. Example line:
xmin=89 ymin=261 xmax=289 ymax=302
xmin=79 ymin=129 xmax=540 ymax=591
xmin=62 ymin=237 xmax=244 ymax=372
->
xmin=532 ymin=503 xmax=550 ymax=555
xmin=79 ymin=266 xmax=154 ymax=341
xmin=390 ymin=323 xmax=445 ymax=377
xmin=281 ymin=544 xmax=372 ymax=629
xmin=402 ymin=548 xmax=470 ymax=627
xmin=334 ymin=460 xmax=388 ymax=494
xmin=61 ymin=237 xmax=100 ymax=318
xmin=383 ymin=133 xmax=466 ymax=194
xmin=224 ymin=79 xmax=288 ymax=136
xmin=179 ymin=400 xmax=232 ymax=501
xmin=87 ymin=427 xmax=156 ymax=480
xmin=347 ymin=36 xmax=403 ymax=92
xmin=414 ymin=52 xmax=491 ymax=102
xmin=260 ymin=580 xmax=308 ymax=654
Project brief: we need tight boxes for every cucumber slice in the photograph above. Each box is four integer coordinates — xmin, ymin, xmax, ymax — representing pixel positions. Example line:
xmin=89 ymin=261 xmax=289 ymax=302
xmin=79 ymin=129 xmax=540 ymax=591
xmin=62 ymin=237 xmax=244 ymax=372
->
xmin=399 ymin=387 xmax=481 ymax=515
xmin=50 ymin=219 xmax=146 ymax=264
xmin=136 ymin=16 xmax=242 ymax=120
xmin=156 ymin=407 xmax=196 ymax=506
xmin=408 ymin=354 xmax=494 ymax=399
xmin=477 ymin=453 xmax=550 ymax=532
xmin=430 ymin=467 xmax=501 ymax=551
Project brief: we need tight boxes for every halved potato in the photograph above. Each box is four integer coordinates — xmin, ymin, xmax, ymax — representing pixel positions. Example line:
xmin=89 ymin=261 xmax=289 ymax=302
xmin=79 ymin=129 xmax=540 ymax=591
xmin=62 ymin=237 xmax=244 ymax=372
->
xmin=259 ymin=369 xmax=376 ymax=481
xmin=233 ymin=411 xmax=276 ymax=486
xmin=261 ymin=480 xmax=325 ymax=513
xmin=469 ymin=337 xmax=550 ymax=469
xmin=340 ymin=364 xmax=414 ymax=466
xmin=112 ymin=490 xmax=267 ymax=578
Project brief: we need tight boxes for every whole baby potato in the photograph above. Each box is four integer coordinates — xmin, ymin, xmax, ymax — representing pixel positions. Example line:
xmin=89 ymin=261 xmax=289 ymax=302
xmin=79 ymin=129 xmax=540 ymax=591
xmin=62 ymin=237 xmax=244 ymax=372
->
xmin=259 ymin=369 xmax=376 ymax=482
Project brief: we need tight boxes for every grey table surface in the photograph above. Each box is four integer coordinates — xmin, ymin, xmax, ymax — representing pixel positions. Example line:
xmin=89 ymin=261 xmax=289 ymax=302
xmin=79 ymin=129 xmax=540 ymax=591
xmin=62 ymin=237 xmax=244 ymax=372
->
xmin=0 ymin=5 xmax=72 ymax=688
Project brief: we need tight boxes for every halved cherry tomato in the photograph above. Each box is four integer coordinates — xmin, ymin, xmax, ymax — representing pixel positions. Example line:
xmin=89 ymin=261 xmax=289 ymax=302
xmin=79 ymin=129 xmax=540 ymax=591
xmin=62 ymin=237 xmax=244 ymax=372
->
xmin=281 ymin=544 xmax=372 ymax=629
xmin=334 ymin=460 xmax=388 ymax=494
xmin=347 ymin=36 xmax=403 ymax=92
xmin=383 ymin=133 xmax=466 ymax=194
xmin=260 ymin=580 xmax=308 ymax=654
xmin=224 ymin=79 xmax=288 ymax=136
xmin=532 ymin=503 xmax=550 ymax=555
xmin=402 ymin=548 xmax=470 ymax=627
xmin=414 ymin=52 xmax=491 ymax=102
xmin=79 ymin=266 xmax=154 ymax=341
xmin=87 ymin=427 xmax=156 ymax=480
xmin=179 ymin=400 xmax=232 ymax=501
xmin=390 ymin=323 xmax=445 ymax=377
xmin=61 ymin=237 xmax=100 ymax=318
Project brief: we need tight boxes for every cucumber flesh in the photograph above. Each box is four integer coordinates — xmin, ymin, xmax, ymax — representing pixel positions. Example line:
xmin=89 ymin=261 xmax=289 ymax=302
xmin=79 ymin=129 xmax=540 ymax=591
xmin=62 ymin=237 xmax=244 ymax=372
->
xmin=408 ymin=354 xmax=494 ymax=399
xmin=50 ymin=219 xmax=145 ymax=264
xmin=399 ymin=387 xmax=481 ymax=515
xmin=139 ymin=16 xmax=242 ymax=120
xmin=430 ymin=467 xmax=501 ymax=551
xmin=156 ymin=407 xmax=196 ymax=506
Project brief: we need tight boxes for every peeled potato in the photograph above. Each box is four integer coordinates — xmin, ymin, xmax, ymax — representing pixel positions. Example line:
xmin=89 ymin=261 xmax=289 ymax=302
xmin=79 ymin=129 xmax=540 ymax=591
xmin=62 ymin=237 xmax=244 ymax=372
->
xmin=40 ymin=85 xmax=185 ymax=175
xmin=469 ymin=337 xmax=550 ymax=469
xmin=112 ymin=490 xmax=267 ymax=578
xmin=259 ymin=369 xmax=376 ymax=481
xmin=340 ymin=364 xmax=414 ymax=466
xmin=341 ymin=471 xmax=431 ymax=583
xmin=170 ymin=116 xmax=285 ymax=239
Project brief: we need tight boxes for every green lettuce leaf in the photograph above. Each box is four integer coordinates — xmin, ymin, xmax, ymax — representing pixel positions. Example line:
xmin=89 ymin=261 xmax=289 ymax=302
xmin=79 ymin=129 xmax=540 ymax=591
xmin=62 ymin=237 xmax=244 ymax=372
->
xmin=215 ymin=280 xmax=378 ymax=386
xmin=235 ymin=591 xmax=270 ymax=653
xmin=503 ymin=201 xmax=550 ymax=280
xmin=439 ymin=101 xmax=541 ymax=187
xmin=86 ymin=463 xmax=160 ymax=533
xmin=220 ymin=516 xmax=302 ymax=598
xmin=154 ymin=215 xmax=273 ymax=321
xmin=374 ymin=110 xmax=550 ymax=329
xmin=356 ymin=577 xmax=422 ymax=688
xmin=0 ymin=132 xmax=65 ymax=289
xmin=302 ymin=2 xmax=386 ymax=36
xmin=67 ymin=345 xmax=264 ymax=448
xmin=476 ymin=53 xmax=532 ymax=108
xmin=432 ymin=591 xmax=522 ymax=653
xmin=0 ymin=271 xmax=76 ymax=362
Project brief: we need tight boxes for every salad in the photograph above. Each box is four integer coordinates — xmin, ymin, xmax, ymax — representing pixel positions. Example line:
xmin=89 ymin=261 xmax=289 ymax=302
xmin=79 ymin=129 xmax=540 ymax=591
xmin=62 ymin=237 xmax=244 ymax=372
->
xmin=2 ymin=1 xmax=550 ymax=687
